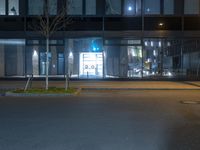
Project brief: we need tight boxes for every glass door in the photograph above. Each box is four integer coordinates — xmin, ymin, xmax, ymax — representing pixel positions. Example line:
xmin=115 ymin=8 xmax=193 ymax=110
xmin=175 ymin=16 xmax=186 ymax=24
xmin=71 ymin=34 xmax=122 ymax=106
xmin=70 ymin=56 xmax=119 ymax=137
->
xmin=79 ymin=52 xmax=103 ymax=78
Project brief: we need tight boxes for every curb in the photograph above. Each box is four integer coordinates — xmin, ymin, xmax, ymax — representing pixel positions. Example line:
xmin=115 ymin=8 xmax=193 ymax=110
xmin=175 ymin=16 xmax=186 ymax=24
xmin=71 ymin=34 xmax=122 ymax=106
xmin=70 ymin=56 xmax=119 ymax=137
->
xmin=5 ymin=90 xmax=81 ymax=97
xmin=5 ymin=92 xmax=74 ymax=97
xmin=81 ymin=88 xmax=200 ymax=90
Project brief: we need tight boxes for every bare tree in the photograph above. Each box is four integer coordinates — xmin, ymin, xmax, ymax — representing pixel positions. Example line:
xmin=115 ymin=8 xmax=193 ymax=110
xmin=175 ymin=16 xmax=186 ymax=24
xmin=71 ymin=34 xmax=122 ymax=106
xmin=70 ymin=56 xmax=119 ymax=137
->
xmin=29 ymin=0 xmax=72 ymax=90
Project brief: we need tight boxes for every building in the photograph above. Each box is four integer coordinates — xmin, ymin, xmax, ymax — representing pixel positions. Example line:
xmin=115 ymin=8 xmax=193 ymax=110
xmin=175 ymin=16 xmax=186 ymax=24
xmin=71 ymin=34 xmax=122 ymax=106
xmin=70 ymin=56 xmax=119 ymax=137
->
xmin=0 ymin=0 xmax=200 ymax=79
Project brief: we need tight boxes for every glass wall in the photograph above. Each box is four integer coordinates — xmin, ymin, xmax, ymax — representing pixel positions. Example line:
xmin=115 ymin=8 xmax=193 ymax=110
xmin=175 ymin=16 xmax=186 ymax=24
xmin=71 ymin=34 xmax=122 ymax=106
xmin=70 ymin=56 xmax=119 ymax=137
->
xmin=144 ymin=0 xmax=160 ymax=15
xmin=28 ymin=0 xmax=44 ymax=15
xmin=49 ymin=0 xmax=57 ymax=15
xmin=86 ymin=0 xmax=96 ymax=15
xmin=8 ymin=0 xmax=19 ymax=15
xmin=184 ymin=0 xmax=199 ymax=14
xmin=143 ymin=39 xmax=162 ymax=77
xmin=66 ymin=38 xmax=103 ymax=78
xmin=106 ymin=0 xmax=121 ymax=15
xmin=0 ymin=0 xmax=6 ymax=15
xmin=127 ymin=46 xmax=142 ymax=77
xmin=104 ymin=39 xmax=142 ymax=78
xmin=0 ymin=39 xmax=25 ymax=76
xmin=124 ymin=0 xmax=141 ymax=15
xmin=67 ymin=0 xmax=83 ymax=15
xmin=164 ymin=0 xmax=174 ymax=15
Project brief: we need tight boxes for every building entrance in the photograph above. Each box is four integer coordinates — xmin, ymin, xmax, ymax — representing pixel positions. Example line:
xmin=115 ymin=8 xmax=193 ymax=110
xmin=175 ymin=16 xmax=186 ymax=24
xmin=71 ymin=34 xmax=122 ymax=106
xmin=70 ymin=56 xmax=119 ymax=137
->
xmin=79 ymin=52 xmax=103 ymax=78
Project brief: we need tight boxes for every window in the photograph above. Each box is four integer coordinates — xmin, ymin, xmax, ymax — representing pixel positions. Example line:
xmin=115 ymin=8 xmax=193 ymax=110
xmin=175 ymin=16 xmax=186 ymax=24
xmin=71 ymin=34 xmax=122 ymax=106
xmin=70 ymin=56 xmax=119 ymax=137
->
xmin=67 ymin=0 xmax=83 ymax=15
xmin=184 ymin=0 xmax=199 ymax=14
xmin=28 ymin=0 xmax=44 ymax=15
xmin=8 ymin=0 xmax=19 ymax=15
xmin=124 ymin=0 xmax=141 ymax=15
xmin=164 ymin=0 xmax=174 ymax=15
xmin=86 ymin=0 xmax=96 ymax=15
xmin=106 ymin=0 xmax=121 ymax=15
xmin=144 ymin=0 xmax=160 ymax=15
xmin=49 ymin=0 xmax=57 ymax=15
xmin=0 ymin=0 xmax=6 ymax=15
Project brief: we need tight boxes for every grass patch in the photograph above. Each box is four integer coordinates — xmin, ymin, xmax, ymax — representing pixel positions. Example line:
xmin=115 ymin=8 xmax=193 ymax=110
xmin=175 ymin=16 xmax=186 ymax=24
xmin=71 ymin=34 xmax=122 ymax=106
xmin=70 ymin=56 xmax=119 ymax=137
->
xmin=13 ymin=87 xmax=76 ymax=94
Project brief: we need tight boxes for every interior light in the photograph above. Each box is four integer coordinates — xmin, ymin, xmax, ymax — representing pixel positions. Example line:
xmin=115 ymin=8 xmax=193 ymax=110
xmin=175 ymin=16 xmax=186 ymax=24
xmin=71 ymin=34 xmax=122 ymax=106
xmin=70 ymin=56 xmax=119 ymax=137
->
xmin=159 ymin=22 xmax=164 ymax=27
xmin=145 ymin=41 xmax=148 ymax=46
xmin=69 ymin=51 xmax=73 ymax=57
xmin=33 ymin=50 xmax=38 ymax=57
xmin=153 ymin=50 xmax=156 ymax=56
xmin=151 ymin=41 xmax=154 ymax=47
xmin=132 ymin=49 xmax=136 ymax=57
xmin=128 ymin=6 xmax=132 ymax=11
xmin=168 ymin=72 xmax=172 ymax=76
xmin=159 ymin=41 xmax=161 ymax=47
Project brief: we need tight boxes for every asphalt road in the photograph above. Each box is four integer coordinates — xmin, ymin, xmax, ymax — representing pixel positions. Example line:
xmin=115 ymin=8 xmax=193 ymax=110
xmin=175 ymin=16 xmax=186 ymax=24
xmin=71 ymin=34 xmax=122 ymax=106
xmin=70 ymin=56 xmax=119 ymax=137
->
xmin=0 ymin=90 xmax=200 ymax=150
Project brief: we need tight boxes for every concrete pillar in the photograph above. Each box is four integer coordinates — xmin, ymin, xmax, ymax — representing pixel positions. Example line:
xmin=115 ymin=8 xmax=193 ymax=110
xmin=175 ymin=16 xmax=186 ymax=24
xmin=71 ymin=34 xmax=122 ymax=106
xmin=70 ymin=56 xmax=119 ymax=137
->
xmin=17 ymin=45 xmax=24 ymax=76
xmin=0 ymin=45 xmax=5 ymax=77
xmin=51 ymin=46 xmax=57 ymax=75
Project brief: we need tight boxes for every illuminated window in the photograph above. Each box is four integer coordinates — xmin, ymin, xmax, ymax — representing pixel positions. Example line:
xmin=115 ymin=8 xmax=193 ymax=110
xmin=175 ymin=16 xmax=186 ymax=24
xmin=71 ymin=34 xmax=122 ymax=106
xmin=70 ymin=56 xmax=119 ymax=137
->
xmin=0 ymin=0 xmax=6 ymax=15
xmin=8 ymin=0 xmax=19 ymax=15
xmin=124 ymin=0 xmax=141 ymax=15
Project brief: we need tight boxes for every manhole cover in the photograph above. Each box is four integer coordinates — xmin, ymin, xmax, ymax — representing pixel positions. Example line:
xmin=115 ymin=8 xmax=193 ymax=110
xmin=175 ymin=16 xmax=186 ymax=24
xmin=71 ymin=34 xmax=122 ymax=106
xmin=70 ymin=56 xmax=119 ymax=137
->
xmin=180 ymin=101 xmax=200 ymax=104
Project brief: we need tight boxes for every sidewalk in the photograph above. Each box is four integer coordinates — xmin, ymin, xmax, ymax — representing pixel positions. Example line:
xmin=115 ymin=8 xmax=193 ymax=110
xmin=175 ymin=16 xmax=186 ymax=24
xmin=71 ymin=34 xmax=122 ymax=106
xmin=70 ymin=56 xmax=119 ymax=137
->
xmin=1 ymin=80 xmax=200 ymax=90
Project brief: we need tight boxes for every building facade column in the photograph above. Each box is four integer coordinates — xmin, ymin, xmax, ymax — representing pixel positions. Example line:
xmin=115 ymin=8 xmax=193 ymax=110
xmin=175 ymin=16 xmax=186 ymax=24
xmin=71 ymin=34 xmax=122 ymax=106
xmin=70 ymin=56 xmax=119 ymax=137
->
xmin=51 ymin=46 xmax=57 ymax=75
xmin=0 ymin=45 xmax=5 ymax=77
xmin=17 ymin=45 xmax=24 ymax=76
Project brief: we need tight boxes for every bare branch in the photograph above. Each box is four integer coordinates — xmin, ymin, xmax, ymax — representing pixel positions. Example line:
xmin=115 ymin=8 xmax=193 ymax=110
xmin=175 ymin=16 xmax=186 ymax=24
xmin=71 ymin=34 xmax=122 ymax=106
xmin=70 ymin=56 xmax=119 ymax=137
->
xmin=28 ymin=0 xmax=72 ymax=38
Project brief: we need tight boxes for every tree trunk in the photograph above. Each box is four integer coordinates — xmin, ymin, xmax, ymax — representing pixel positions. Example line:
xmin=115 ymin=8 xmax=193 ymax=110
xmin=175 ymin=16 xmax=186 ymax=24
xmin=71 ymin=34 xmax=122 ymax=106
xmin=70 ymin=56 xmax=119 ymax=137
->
xmin=45 ymin=37 xmax=49 ymax=90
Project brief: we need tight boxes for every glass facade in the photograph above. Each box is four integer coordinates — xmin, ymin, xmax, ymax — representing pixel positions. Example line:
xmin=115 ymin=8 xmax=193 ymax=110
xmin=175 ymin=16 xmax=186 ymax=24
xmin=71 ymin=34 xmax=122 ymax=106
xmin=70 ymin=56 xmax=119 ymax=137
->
xmin=67 ymin=0 xmax=83 ymax=15
xmin=28 ymin=0 xmax=44 ymax=15
xmin=86 ymin=0 xmax=96 ymax=15
xmin=144 ymin=0 xmax=160 ymax=14
xmin=106 ymin=0 xmax=121 ymax=15
xmin=8 ymin=0 xmax=19 ymax=15
xmin=124 ymin=0 xmax=141 ymax=15
xmin=0 ymin=38 xmax=199 ymax=79
xmin=0 ymin=0 xmax=5 ymax=15
xmin=164 ymin=0 xmax=174 ymax=15
xmin=184 ymin=0 xmax=199 ymax=14
xmin=0 ymin=39 xmax=25 ymax=76
xmin=1 ymin=1 xmax=200 ymax=80
xmin=49 ymin=0 xmax=57 ymax=15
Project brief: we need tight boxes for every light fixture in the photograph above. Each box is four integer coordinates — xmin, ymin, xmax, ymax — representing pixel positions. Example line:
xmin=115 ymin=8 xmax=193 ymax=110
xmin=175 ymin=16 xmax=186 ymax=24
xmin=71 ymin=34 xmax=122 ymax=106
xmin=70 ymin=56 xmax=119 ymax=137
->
xmin=144 ymin=41 xmax=148 ymax=46
xmin=128 ymin=6 xmax=132 ymax=11
xmin=146 ymin=8 xmax=150 ymax=12
xmin=151 ymin=41 xmax=154 ymax=47
xmin=69 ymin=51 xmax=73 ymax=58
xmin=159 ymin=22 xmax=164 ymax=27
xmin=159 ymin=41 xmax=161 ymax=47
xmin=33 ymin=50 xmax=37 ymax=57
xmin=153 ymin=50 xmax=157 ymax=56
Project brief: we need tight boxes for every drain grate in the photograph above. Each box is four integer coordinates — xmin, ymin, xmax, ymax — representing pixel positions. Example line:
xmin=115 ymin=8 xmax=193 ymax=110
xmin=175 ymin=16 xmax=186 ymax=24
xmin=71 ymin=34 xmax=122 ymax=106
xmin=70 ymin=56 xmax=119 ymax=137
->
xmin=180 ymin=100 xmax=200 ymax=104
